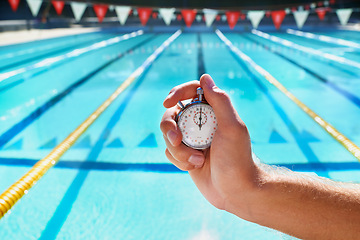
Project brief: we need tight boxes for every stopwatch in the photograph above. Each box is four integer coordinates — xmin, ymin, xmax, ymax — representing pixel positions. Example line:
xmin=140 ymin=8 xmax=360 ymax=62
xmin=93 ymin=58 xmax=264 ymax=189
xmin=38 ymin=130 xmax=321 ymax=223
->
xmin=176 ymin=87 xmax=218 ymax=150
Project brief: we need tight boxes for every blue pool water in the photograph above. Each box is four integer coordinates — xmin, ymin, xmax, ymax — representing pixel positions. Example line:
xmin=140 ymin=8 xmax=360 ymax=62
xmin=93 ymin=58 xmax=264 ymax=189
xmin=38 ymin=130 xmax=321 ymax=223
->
xmin=0 ymin=27 xmax=359 ymax=239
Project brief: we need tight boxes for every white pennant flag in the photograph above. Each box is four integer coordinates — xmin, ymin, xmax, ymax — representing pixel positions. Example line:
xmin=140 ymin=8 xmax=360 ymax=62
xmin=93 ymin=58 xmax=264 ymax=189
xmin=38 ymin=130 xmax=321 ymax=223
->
xmin=70 ymin=2 xmax=87 ymax=22
xmin=203 ymin=9 xmax=218 ymax=27
xmin=336 ymin=9 xmax=352 ymax=26
xmin=115 ymin=6 xmax=131 ymax=25
xmin=26 ymin=0 xmax=42 ymax=17
xmin=247 ymin=11 xmax=265 ymax=29
xmin=293 ymin=11 xmax=309 ymax=29
xmin=159 ymin=8 xmax=175 ymax=26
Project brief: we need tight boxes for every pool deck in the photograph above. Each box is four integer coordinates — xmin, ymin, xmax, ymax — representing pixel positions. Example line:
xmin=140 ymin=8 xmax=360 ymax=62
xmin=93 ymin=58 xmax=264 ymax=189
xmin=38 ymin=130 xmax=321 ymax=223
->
xmin=0 ymin=27 xmax=100 ymax=47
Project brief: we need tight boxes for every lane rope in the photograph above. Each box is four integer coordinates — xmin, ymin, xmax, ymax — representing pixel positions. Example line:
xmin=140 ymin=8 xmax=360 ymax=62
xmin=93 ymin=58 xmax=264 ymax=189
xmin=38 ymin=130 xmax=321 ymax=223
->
xmin=251 ymin=29 xmax=360 ymax=70
xmin=286 ymin=29 xmax=360 ymax=49
xmin=215 ymin=29 xmax=360 ymax=162
xmin=0 ymin=30 xmax=182 ymax=219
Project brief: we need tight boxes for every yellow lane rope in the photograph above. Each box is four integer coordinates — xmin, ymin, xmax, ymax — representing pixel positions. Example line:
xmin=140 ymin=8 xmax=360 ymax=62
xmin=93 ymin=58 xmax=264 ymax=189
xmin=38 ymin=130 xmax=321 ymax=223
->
xmin=215 ymin=29 xmax=360 ymax=162
xmin=0 ymin=30 xmax=182 ymax=219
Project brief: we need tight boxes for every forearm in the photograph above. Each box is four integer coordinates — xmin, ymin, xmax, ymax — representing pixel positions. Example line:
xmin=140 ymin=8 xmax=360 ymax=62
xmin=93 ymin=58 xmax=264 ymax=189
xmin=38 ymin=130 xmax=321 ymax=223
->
xmin=226 ymin=164 xmax=360 ymax=240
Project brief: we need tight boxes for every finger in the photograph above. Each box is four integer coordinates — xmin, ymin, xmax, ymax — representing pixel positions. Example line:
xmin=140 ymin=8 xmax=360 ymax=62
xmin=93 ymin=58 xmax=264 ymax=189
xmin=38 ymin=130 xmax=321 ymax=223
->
xmin=163 ymin=80 xmax=200 ymax=108
xmin=163 ymin=135 xmax=205 ymax=168
xmin=160 ymin=106 xmax=182 ymax=146
xmin=165 ymin=148 xmax=197 ymax=171
xmin=200 ymin=74 xmax=244 ymax=128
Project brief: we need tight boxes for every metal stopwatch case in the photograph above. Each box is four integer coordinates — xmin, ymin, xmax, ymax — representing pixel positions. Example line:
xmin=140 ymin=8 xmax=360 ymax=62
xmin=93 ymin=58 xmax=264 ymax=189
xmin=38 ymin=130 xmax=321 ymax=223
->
xmin=176 ymin=87 xmax=218 ymax=150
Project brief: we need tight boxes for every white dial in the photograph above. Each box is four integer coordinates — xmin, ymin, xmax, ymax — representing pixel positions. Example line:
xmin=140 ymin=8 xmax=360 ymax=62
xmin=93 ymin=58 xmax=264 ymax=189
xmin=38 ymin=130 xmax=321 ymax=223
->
xmin=177 ymin=102 xmax=217 ymax=149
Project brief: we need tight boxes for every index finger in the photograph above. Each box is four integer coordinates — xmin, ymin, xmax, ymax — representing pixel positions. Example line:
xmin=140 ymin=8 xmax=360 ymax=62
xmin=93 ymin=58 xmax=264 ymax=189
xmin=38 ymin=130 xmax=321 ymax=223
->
xmin=163 ymin=80 xmax=200 ymax=108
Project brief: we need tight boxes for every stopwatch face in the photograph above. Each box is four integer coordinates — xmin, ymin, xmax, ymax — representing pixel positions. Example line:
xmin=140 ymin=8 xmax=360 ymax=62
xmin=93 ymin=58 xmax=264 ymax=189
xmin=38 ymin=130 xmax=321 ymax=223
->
xmin=177 ymin=102 xmax=217 ymax=150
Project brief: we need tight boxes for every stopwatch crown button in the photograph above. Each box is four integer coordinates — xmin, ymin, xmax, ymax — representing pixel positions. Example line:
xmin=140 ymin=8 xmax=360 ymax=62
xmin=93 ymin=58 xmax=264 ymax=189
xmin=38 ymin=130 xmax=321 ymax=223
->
xmin=196 ymin=87 xmax=204 ymax=95
xmin=197 ymin=87 xmax=204 ymax=102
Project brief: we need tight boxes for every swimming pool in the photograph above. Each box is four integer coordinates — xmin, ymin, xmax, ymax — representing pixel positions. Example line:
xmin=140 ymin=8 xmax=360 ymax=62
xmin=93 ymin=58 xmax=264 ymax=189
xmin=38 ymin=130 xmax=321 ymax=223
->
xmin=0 ymin=27 xmax=359 ymax=239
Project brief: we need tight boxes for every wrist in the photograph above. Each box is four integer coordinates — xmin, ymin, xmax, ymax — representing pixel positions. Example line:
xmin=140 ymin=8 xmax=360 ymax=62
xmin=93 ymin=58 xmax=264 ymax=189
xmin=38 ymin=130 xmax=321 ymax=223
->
xmin=224 ymin=164 xmax=270 ymax=223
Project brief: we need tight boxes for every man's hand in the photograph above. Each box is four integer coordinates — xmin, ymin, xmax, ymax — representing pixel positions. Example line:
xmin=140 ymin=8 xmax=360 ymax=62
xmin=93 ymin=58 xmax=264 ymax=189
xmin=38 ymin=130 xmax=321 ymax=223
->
xmin=160 ymin=74 xmax=260 ymax=214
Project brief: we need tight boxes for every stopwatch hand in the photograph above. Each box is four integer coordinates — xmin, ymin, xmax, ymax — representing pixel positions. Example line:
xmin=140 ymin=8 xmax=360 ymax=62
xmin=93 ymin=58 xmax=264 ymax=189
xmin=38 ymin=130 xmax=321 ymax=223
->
xmin=199 ymin=107 xmax=202 ymax=130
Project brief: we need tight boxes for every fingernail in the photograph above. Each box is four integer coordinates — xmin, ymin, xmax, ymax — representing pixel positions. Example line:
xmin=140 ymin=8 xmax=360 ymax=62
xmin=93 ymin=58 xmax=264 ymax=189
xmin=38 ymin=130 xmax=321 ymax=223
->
xmin=203 ymin=75 xmax=215 ymax=88
xmin=188 ymin=155 xmax=204 ymax=166
xmin=167 ymin=130 xmax=177 ymax=146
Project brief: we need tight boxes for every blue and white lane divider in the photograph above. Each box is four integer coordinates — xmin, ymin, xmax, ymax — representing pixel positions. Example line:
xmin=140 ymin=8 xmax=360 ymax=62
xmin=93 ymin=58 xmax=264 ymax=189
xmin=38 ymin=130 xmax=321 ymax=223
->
xmin=286 ymin=29 xmax=360 ymax=50
xmin=215 ymin=29 xmax=360 ymax=161
xmin=252 ymin=29 xmax=360 ymax=70
xmin=0 ymin=30 xmax=144 ymax=83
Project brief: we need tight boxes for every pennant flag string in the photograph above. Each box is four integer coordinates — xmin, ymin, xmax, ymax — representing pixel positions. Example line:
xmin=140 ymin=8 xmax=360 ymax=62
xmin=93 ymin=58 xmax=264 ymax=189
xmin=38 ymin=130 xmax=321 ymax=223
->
xmin=14 ymin=1 xmax=356 ymax=29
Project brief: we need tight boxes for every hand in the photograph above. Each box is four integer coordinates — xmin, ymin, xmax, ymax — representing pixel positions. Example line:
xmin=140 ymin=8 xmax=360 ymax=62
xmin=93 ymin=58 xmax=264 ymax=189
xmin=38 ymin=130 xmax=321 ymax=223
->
xmin=160 ymin=74 xmax=261 ymax=214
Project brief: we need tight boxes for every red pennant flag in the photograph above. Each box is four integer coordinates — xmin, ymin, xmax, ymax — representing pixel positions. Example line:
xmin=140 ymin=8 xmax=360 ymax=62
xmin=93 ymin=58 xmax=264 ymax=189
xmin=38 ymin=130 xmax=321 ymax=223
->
xmin=271 ymin=10 xmax=286 ymax=30
xmin=152 ymin=12 xmax=158 ymax=19
xmin=177 ymin=14 xmax=182 ymax=21
xmin=181 ymin=9 xmax=197 ymax=27
xmin=52 ymin=1 xmax=65 ymax=15
xmin=317 ymin=1 xmax=323 ymax=7
xmin=316 ymin=8 xmax=327 ymax=21
xmin=329 ymin=0 xmax=336 ymax=4
xmin=265 ymin=11 xmax=271 ymax=18
xmin=138 ymin=8 xmax=152 ymax=25
xmin=93 ymin=4 xmax=108 ymax=23
xmin=226 ymin=11 xmax=240 ymax=29
xmin=216 ymin=15 xmax=221 ymax=21
xmin=8 ymin=0 xmax=20 ymax=12
xmin=240 ymin=13 xmax=246 ymax=20
xmin=291 ymin=7 xmax=297 ymax=12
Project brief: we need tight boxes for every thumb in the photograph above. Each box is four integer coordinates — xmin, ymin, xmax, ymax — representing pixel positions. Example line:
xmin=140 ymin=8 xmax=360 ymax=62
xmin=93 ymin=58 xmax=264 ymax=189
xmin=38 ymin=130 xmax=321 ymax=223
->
xmin=200 ymin=74 xmax=241 ymax=128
